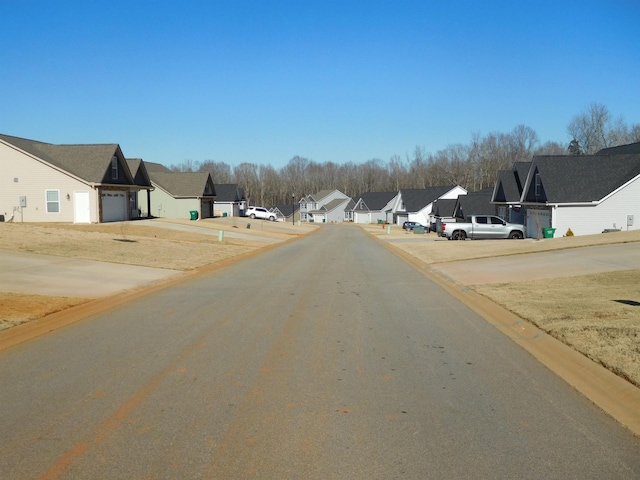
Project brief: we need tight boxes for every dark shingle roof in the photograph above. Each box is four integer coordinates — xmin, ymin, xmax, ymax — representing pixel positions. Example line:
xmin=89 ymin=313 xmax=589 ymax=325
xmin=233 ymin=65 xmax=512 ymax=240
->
xmin=456 ymin=189 xmax=495 ymax=218
xmin=596 ymin=142 xmax=640 ymax=155
xmin=214 ymin=184 xmax=245 ymax=202
xmin=524 ymin=154 xmax=640 ymax=203
xmin=432 ymin=198 xmax=457 ymax=217
xmin=400 ymin=186 xmax=458 ymax=212
xmin=493 ymin=162 xmax=530 ymax=203
xmin=355 ymin=191 xmax=396 ymax=211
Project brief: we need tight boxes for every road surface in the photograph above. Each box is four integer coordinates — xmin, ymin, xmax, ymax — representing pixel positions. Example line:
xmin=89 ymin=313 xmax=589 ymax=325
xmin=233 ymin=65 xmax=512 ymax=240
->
xmin=1 ymin=225 xmax=639 ymax=479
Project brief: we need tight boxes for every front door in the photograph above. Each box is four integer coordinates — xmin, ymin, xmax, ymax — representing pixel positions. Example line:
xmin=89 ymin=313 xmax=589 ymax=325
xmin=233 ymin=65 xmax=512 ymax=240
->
xmin=74 ymin=191 xmax=91 ymax=223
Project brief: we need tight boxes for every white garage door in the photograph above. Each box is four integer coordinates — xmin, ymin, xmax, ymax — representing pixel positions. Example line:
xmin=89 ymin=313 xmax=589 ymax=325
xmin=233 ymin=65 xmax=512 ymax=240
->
xmin=101 ymin=191 xmax=128 ymax=222
xmin=526 ymin=208 xmax=551 ymax=238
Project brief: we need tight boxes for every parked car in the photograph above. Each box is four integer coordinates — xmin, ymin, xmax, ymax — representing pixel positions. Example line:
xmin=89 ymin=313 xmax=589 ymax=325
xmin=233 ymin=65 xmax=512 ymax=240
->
xmin=403 ymin=221 xmax=428 ymax=231
xmin=441 ymin=215 xmax=525 ymax=240
xmin=245 ymin=206 xmax=277 ymax=221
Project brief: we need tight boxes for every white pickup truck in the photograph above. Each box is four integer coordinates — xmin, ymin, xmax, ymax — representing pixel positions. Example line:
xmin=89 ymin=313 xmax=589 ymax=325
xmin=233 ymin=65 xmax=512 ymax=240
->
xmin=440 ymin=215 xmax=525 ymax=240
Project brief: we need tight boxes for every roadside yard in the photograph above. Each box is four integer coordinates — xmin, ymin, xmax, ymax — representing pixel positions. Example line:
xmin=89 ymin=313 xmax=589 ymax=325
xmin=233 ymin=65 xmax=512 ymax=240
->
xmin=0 ymin=218 xmax=317 ymax=330
xmin=1 ymin=219 xmax=639 ymax=390
xmin=365 ymin=224 xmax=640 ymax=389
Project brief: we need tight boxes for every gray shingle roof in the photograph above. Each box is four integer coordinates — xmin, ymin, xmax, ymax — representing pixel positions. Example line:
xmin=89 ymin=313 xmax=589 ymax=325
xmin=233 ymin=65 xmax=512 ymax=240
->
xmin=1 ymin=133 xmax=135 ymax=185
xmin=214 ymin=184 xmax=245 ymax=202
xmin=455 ymin=189 xmax=495 ymax=218
xmin=523 ymin=154 xmax=640 ymax=203
xmin=354 ymin=191 xmax=396 ymax=211
xmin=126 ymin=159 xmax=153 ymax=188
xmin=596 ymin=142 xmax=640 ymax=155
xmin=493 ymin=161 xmax=530 ymax=203
xmin=149 ymin=171 xmax=215 ymax=198
xmin=432 ymin=198 xmax=457 ymax=217
xmin=400 ymin=186 xmax=457 ymax=212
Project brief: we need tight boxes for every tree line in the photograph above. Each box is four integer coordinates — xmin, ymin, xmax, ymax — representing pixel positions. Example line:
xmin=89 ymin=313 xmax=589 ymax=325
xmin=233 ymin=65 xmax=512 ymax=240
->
xmin=169 ymin=103 xmax=640 ymax=207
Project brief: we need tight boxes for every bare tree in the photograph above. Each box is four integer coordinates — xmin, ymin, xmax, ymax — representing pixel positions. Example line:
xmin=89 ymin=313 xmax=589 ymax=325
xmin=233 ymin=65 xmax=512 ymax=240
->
xmin=566 ymin=102 xmax=632 ymax=154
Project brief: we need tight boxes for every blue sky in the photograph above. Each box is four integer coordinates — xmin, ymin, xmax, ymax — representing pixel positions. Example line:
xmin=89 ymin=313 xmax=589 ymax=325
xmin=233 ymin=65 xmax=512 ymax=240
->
xmin=2 ymin=0 xmax=639 ymax=168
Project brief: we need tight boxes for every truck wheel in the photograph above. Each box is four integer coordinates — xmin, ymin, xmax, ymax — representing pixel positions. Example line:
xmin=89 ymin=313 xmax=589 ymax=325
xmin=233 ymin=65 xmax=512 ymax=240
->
xmin=250 ymin=213 xmax=256 ymax=219
xmin=509 ymin=231 xmax=524 ymax=239
xmin=269 ymin=216 xmax=276 ymax=221
xmin=452 ymin=230 xmax=466 ymax=240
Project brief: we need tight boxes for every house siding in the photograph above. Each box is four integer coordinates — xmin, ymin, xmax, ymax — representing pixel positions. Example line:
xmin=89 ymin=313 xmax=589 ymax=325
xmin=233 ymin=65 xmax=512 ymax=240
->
xmin=552 ymin=177 xmax=640 ymax=236
xmin=148 ymin=187 xmax=203 ymax=219
xmin=1 ymin=142 xmax=99 ymax=223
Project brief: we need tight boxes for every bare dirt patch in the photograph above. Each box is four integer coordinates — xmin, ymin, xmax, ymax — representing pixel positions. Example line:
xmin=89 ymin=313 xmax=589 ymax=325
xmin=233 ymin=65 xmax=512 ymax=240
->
xmin=1 ymin=293 xmax=90 ymax=331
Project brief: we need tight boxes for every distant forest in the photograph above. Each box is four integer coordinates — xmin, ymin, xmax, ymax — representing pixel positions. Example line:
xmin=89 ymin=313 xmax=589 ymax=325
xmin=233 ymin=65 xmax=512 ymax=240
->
xmin=169 ymin=103 xmax=640 ymax=207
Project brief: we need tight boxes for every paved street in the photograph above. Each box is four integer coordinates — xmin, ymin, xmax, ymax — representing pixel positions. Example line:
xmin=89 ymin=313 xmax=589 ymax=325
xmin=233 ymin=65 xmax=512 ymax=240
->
xmin=1 ymin=225 xmax=639 ymax=479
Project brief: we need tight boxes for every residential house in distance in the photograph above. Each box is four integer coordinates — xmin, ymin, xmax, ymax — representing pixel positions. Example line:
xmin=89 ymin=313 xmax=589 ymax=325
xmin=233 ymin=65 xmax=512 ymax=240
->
xmin=431 ymin=197 xmax=457 ymax=233
xmin=126 ymin=158 xmax=154 ymax=218
xmin=0 ymin=133 xmax=150 ymax=223
xmin=392 ymin=186 xmax=467 ymax=227
xmin=271 ymin=203 xmax=299 ymax=222
xmin=213 ymin=184 xmax=246 ymax=217
xmin=492 ymin=161 xmax=531 ymax=225
xmin=452 ymin=188 xmax=495 ymax=220
xmin=518 ymin=149 xmax=640 ymax=237
xmin=143 ymin=162 xmax=216 ymax=220
xmin=299 ymin=189 xmax=351 ymax=223
xmin=351 ymin=191 xmax=397 ymax=224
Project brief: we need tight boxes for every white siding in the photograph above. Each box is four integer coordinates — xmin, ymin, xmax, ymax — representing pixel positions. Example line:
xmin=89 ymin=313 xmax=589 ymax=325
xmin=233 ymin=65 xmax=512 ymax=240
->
xmin=0 ymin=142 xmax=98 ymax=223
xmin=553 ymin=177 xmax=640 ymax=236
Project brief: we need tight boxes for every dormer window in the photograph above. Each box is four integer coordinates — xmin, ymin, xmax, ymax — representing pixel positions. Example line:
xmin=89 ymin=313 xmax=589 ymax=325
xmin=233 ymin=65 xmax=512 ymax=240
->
xmin=111 ymin=156 xmax=118 ymax=180
xmin=534 ymin=172 xmax=541 ymax=198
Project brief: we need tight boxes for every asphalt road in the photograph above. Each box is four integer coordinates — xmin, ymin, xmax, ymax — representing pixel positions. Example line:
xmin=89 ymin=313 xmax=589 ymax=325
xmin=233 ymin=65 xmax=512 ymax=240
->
xmin=1 ymin=225 xmax=639 ymax=479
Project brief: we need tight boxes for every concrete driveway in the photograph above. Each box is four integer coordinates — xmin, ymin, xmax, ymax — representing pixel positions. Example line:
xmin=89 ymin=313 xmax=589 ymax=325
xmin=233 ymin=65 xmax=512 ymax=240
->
xmin=0 ymin=249 xmax=181 ymax=298
xmin=429 ymin=242 xmax=640 ymax=285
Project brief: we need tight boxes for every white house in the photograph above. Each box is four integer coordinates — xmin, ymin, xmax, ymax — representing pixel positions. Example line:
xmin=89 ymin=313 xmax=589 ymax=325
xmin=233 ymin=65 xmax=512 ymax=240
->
xmin=299 ymin=189 xmax=351 ymax=223
xmin=518 ymin=149 xmax=640 ymax=237
xmin=391 ymin=186 xmax=467 ymax=227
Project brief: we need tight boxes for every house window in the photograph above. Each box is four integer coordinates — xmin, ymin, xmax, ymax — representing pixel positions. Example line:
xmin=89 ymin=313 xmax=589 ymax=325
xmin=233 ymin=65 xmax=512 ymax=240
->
xmin=534 ymin=172 xmax=541 ymax=197
xmin=46 ymin=190 xmax=60 ymax=213
xmin=111 ymin=156 xmax=118 ymax=180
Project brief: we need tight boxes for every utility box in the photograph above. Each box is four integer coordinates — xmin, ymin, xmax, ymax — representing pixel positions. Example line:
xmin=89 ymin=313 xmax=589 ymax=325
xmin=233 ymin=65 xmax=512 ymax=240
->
xmin=19 ymin=196 xmax=27 ymax=207
xmin=628 ymin=215 xmax=634 ymax=227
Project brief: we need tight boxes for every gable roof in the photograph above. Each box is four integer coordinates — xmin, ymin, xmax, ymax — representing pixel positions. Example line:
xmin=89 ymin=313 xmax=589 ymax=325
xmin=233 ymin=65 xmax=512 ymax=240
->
xmin=126 ymin=158 xmax=153 ymax=188
xmin=492 ymin=161 xmax=531 ymax=203
xmin=596 ymin=142 xmax=640 ymax=155
xmin=399 ymin=186 xmax=458 ymax=212
xmin=214 ymin=184 xmax=246 ymax=202
xmin=149 ymin=171 xmax=216 ymax=198
xmin=522 ymin=154 xmax=640 ymax=204
xmin=354 ymin=191 xmax=397 ymax=211
xmin=143 ymin=161 xmax=172 ymax=173
xmin=431 ymin=198 xmax=457 ymax=217
xmin=0 ymin=133 xmax=136 ymax=186
xmin=454 ymin=188 xmax=495 ymax=218
xmin=323 ymin=197 xmax=350 ymax=212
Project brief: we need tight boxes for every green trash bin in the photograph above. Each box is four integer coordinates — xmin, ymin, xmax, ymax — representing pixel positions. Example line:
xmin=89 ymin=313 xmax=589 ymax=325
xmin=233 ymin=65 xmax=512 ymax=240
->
xmin=377 ymin=219 xmax=383 ymax=224
xmin=223 ymin=212 xmax=228 ymax=217
xmin=543 ymin=227 xmax=556 ymax=238
xmin=190 ymin=210 xmax=198 ymax=220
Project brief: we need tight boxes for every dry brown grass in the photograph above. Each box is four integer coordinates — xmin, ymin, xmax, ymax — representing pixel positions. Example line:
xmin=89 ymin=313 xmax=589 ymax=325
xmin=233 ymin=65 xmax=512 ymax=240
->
xmin=0 ymin=218 xmax=315 ymax=331
xmin=473 ymin=270 xmax=640 ymax=387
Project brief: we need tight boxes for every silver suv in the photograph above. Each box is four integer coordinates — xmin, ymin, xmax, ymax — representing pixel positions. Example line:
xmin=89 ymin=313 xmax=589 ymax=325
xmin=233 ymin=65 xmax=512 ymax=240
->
xmin=245 ymin=206 xmax=276 ymax=221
